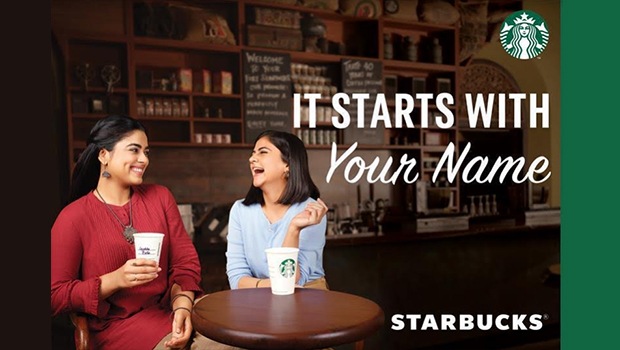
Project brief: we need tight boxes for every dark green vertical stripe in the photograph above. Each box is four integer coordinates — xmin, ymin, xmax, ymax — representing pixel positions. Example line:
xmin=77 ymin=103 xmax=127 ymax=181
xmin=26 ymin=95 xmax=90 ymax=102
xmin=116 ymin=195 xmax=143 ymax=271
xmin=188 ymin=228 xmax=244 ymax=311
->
xmin=563 ymin=0 xmax=620 ymax=348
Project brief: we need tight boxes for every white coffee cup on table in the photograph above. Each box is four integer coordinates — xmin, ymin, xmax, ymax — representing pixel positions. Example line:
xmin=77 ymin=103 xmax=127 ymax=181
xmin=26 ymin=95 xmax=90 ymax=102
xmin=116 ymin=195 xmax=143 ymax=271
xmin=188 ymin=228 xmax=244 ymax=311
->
xmin=265 ymin=247 xmax=299 ymax=295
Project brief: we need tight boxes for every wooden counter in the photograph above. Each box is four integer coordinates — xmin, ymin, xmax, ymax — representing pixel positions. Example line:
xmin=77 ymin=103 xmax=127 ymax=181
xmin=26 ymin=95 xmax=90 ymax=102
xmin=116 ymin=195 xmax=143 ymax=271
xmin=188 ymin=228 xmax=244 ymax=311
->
xmin=196 ymin=222 xmax=560 ymax=253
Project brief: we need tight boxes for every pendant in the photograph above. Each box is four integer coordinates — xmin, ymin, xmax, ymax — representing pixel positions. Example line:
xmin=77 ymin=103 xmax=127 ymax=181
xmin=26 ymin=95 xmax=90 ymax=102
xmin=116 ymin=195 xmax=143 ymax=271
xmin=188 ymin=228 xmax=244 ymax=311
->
xmin=123 ymin=226 xmax=137 ymax=244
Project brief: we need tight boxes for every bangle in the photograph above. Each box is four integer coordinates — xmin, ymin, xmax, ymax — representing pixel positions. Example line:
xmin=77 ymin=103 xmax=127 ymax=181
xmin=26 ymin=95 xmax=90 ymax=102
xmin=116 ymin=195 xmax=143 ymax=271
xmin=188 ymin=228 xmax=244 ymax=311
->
xmin=171 ymin=293 xmax=194 ymax=306
xmin=170 ymin=306 xmax=192 ymax=320
xmin=255 ymin=278 xmax=262 ymax=288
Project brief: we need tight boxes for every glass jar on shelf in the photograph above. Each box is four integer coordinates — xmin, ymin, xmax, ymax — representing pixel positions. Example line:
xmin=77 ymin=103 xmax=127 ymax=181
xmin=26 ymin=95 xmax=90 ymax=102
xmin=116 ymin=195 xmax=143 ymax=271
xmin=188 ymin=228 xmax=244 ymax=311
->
xmin=171 ymin=99 xmax=181 ymax=117
xmin=154 ymin=98 xmax=163 ymax=116
xmin=137 ymin=98 xmax=145 ymax=116
xmin=162 ymin=99 xmax=172 ymax=116
xmin=180 ymin=99 xmax=189 ymax=117
xmin=145 ymin=98 xmax=154 ymax=116
xmin=405 ymin=36 xmax=418 ymax=62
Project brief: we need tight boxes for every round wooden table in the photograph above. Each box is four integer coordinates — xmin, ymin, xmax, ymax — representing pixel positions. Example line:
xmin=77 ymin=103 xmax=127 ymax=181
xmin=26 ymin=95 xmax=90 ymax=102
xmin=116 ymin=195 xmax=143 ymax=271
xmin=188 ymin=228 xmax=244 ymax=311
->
xmin=192 ymin=288 xmax=384 ymax=350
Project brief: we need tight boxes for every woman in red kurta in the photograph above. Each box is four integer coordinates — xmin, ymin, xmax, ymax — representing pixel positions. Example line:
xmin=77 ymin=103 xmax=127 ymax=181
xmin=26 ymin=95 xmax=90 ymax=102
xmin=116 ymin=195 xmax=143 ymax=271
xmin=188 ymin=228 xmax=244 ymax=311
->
xmin=51 ymin=115 xmax=221 ymax=350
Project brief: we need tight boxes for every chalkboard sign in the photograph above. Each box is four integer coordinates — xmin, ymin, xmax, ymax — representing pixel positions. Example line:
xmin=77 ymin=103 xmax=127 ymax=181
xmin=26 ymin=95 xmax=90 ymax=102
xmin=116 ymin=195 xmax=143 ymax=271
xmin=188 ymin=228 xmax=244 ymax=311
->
xmin=242 ymin=50 xmax=292 ymax=144
xmin=341 ymin=59 xmax=384 ymax=145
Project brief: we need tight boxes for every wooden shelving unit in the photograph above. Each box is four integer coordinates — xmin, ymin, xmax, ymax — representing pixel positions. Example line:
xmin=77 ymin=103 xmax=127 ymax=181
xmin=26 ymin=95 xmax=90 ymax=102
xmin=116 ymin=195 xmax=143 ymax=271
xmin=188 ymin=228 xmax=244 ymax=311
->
xmin=54 ymin=0 xmax=480 ymax=214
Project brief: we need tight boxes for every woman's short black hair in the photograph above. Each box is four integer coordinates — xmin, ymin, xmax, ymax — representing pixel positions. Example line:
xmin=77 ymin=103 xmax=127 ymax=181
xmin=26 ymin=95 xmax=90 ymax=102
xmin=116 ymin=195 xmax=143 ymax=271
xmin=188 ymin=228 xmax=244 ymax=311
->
xmin=68 ymin=115 xmax=147 ymax=203
xmin=242 ymin=130 xmax=320 ymax=206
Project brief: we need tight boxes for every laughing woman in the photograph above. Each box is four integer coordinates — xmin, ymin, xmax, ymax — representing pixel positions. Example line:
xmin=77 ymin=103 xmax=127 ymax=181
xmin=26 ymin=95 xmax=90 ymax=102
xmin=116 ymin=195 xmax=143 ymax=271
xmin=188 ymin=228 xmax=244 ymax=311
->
xmin=226 ymin=130 xmax=329 ymax=290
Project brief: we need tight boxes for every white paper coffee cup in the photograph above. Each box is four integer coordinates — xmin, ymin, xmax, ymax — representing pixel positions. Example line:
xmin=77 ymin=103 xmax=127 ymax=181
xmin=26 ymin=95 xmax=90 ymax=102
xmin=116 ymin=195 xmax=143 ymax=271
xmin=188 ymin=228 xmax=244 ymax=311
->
xmin=134 ymin=233 xmax=164 ymax=264
xmin=265 ymin=247 xmax=299 ymax=295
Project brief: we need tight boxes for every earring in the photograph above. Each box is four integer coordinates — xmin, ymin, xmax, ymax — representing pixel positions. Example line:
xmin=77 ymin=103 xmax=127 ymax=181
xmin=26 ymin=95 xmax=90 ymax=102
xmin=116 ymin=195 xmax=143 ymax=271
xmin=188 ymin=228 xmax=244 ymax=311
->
xmin=102 ymin=163 xmax=111 ymax=178
xmin=284 ymin=171 xmax=289 ymax=179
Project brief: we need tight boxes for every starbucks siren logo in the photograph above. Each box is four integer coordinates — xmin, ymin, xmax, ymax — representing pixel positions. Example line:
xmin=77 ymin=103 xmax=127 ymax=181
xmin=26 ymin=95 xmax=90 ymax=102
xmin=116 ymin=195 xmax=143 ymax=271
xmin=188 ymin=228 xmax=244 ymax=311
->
xmin=500 ymin=11 xmax=549 ymax=59
xmin=279 ymin=258 xmax=296 ymax=278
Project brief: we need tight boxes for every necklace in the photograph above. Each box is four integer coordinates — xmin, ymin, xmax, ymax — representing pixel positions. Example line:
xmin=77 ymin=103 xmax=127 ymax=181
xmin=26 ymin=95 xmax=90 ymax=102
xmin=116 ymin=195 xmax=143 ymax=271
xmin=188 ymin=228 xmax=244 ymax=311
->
xmin=95 ymin=188 xmax=136 ymax=244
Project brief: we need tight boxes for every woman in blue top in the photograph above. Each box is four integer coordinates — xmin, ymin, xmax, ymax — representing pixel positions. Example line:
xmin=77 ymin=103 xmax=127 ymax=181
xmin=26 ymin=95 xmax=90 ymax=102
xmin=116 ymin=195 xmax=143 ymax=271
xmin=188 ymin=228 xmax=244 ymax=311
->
xmin=226 ymin=130 xmax=329 ymax=290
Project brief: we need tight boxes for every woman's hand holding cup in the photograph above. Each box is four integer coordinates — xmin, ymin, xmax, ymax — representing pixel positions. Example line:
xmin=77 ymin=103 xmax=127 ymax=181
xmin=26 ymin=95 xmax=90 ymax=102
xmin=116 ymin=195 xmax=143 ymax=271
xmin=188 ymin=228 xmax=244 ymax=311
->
xmin=118 ymin=258 xmax=161 ymax=288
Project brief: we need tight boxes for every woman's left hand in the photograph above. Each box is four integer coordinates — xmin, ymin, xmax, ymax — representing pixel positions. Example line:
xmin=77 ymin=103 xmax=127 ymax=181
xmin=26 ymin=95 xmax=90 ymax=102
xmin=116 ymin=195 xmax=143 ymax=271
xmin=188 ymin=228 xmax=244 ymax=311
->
xmin=291 ymin=198 xmax=329 ymax=230
xmin=164 ymin=308 xmax=193 ymax=348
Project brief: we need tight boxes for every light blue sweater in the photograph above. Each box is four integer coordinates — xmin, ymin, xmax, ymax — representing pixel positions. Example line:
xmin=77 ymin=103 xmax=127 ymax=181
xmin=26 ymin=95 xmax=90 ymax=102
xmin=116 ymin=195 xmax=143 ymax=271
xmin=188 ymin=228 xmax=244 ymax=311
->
xmin=225 ymin=197 xmax=326 ymax=289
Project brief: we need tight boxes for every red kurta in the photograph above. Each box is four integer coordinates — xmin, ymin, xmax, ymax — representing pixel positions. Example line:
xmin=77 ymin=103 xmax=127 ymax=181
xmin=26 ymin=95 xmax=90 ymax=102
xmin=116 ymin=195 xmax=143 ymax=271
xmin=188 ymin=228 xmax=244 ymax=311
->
xmin=51 ymin=184 xmax=203 ymax=350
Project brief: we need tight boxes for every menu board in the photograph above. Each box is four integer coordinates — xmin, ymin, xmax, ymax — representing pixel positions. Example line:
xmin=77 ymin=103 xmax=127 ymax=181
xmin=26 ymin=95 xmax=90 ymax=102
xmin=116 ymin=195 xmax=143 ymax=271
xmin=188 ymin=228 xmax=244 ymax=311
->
xmin=242 ymin=50 xmax=292 ymax=144
xmin=341 ymin=58 xmax=384 ymax=145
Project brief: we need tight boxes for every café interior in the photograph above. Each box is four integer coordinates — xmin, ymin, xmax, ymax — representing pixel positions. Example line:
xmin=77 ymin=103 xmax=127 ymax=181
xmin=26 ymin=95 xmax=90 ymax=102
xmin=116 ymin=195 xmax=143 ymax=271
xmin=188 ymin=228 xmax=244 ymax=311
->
xmin=51 ymin=0 xmax=560 ymax=349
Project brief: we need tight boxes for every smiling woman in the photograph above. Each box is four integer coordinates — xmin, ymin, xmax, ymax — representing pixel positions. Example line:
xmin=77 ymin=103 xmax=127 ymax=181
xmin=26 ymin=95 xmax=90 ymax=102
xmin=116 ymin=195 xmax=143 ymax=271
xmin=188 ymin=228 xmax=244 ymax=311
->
xmin=51 ymin=115 xmax=239 ymax=350
xmin=226 ymin=130 xmax=330 ymax=290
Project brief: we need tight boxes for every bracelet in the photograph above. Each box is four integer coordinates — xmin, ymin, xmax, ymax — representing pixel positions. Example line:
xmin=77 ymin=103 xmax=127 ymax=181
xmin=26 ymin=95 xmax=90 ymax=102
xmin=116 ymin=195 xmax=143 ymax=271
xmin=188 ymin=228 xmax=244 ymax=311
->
xmin=171 ymin=293 xmax=194 ymax=306
xmin=170 ymin=306 xmax=192 ymax=320
xmin=255 ymin=278 xmax=262 ymax=288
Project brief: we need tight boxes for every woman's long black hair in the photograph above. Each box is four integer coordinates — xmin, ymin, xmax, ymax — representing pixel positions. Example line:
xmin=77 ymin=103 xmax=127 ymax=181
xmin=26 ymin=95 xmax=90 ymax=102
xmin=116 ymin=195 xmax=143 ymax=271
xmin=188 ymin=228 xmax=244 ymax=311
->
xmin=68 ymin=115 xmax=147 ymax=203
xmin=242 ymin=130 xmax=320 ymax=206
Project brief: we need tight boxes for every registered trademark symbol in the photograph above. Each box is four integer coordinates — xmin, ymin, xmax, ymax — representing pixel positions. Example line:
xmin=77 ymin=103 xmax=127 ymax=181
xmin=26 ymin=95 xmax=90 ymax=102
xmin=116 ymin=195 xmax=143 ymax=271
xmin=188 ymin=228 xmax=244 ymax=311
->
xmin=543 ymin=314 xmax=549 ymax=320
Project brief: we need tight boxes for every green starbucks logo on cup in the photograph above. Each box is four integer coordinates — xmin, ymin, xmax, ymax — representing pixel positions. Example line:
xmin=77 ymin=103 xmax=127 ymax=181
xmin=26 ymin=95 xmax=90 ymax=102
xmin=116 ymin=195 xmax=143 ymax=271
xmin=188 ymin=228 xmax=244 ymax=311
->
xmin=500 ymin=11 xmax=549 ymax=60
xmin=279 ymin=258 xmax=296 ymax=278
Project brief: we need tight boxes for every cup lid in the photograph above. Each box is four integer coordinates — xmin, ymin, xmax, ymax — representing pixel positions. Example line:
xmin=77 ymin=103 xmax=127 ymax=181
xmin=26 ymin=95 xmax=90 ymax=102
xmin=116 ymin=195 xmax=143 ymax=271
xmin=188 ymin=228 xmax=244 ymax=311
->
xmin=134 ymin=232 xmax=164 ymax=238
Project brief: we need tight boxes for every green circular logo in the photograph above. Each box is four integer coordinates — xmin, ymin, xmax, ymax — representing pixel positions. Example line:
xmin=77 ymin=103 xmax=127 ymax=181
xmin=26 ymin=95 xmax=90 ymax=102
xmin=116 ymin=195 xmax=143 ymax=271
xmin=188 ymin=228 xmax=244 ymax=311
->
xmin=500 ymin=11 xmax=549 ymax=60
xmin=279 ymin=258 xmax=296 ymax=278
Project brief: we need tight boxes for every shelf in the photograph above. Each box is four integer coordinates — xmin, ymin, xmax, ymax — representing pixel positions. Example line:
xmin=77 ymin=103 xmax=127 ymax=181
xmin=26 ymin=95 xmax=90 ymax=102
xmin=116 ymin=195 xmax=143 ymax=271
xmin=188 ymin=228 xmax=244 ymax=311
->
xmin=298 ymin=121 xmax=336 ymax=127
xmin=423 ymin=168 xmax=450 ymax=173
xmin=136 ymin=116 xmax=190 ymax=121
xmin=72 ymin=113 xmax=110 ymax=119
xmin=422 ymin=145 xmax=451 ymax=152
xmin=198 ymin=224 xmax=559 ymax=250
xmin=383 ymin=145 xmax=421 ymax=150
xmin=243 ymin=0 xmax=372 ymax=22
xmin=136 ymin=89 xmax=190 ymax=96
xmin=133 ymin=36 xmax=241 ymax=53
xmin=381 ymin=18 xmax=456 ymax=32
xmin=193 ymin=118 xmax=242 ymax=124
xmin=69 ymin=87 xmax=129 ymax=93
xmin=297 ymin=98 xmax=333 ymax=104
xmin=193 ymin=92 xmax=241 ymax=99
xmin=384 ymin=60 xmax=457 ymax=73
xmin=291 ymin=50 xmax=381 ymax=63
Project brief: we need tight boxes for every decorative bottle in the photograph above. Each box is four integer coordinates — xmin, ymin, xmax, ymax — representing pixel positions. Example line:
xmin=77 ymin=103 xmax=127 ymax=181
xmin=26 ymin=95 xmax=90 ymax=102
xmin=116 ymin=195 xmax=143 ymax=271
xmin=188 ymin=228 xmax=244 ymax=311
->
xmin=405 ymin=36 xmax=417 ymax=62
xmin=170 ymin=73 xmax=178 ymax=91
